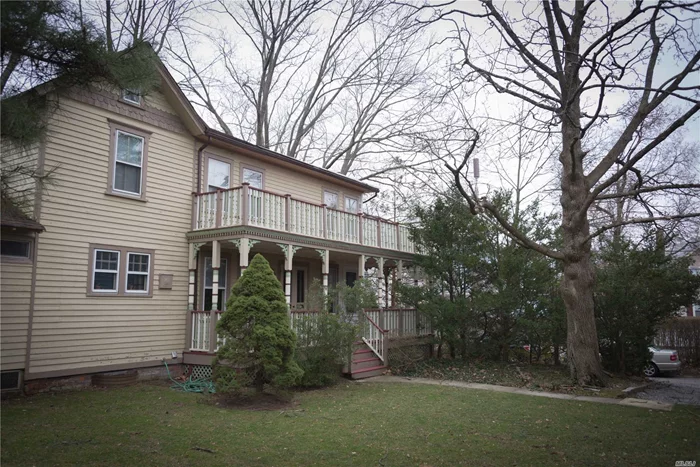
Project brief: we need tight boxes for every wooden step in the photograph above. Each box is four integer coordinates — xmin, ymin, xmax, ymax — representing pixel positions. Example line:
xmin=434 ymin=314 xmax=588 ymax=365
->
xmin=351 ymin=357 xmax=383 ymax=371
xmin=349 ymin=365 xmax=387 ymax=380
xmin=352 ymin=348 xmax=374 ymax=356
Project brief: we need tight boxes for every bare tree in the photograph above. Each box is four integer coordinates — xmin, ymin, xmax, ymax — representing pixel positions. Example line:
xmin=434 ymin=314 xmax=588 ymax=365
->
xmin=168 ymin=0 xmax=438 ymax=182
xmin=89 ymin=0 xmax=202 ymax=53
xmin=429 ymin=0 xmax=700 ymax=385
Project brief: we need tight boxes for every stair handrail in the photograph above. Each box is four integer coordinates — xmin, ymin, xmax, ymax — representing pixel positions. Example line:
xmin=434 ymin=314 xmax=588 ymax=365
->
xmin=361 ymin=309 xmax=387 ymax=362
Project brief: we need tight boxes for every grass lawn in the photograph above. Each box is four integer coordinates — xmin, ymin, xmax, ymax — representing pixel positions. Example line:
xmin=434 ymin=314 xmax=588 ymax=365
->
xmin=2 ymin=381 xmax=699 ymax=467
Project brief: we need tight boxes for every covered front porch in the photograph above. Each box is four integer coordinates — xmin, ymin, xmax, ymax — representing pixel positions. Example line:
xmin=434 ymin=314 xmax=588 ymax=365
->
xmin=182 ymin=233 xmax=426 ymax=367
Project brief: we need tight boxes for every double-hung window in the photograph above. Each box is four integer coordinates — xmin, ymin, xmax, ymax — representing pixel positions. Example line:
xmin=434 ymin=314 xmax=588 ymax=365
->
xmin=242 ymin=167 xmax=263 ymax=189
xmin=323 ymin=190 xmax=339 ymax=209
xmin=207 ymin=158 xmax=231 ymax=192
xmin=89 ymin=244 xmax=154 ymax=296
xmin=93 ymin=249 xmax=120 ymax=292
xmin=126 ymin=252 xmax=150 ymax=293
xmin=114 ymin=130 xmax=144 ymax=195
xmin=108 ymin=123 xmax=150 ymax=201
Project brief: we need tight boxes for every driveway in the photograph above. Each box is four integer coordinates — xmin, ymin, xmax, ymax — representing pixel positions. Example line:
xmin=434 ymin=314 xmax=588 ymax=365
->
xmin=636 ymin=376 xmax=700 ymax=406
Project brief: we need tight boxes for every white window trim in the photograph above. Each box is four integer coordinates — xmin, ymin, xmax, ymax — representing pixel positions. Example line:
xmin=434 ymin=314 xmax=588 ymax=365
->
xmin=125 ymin=252 xmax=151 ymax=294
xmin=92 ymin=249 xmax=120 ymax=293
xmin=121 ymin=89 xmax=142 ymax=105
xmin=113 ymin=130 xmax=145 ymax=196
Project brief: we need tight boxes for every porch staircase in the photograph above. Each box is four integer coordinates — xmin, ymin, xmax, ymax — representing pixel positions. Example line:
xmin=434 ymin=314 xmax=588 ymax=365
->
xmin=346 ymin=340 xmax=387 ymax=379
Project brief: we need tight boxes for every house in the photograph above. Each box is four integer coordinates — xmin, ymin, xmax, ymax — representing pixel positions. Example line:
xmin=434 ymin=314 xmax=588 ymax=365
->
xmin=0 ymin=52 xmax=427 ymax=392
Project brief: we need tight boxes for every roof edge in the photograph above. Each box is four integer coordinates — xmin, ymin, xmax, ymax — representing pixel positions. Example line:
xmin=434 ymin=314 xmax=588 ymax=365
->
xmin=203 ymin=128 xmax=379 ymax=193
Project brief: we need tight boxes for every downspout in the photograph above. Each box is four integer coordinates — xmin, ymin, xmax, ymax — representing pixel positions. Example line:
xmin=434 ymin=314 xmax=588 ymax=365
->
xmin=192 ymin=135 xmax=211 ymax=320
xmin=196 ymin=135 xmax=211 ymax=193
xmin=363 ymin=192 xmax=378 ymax=205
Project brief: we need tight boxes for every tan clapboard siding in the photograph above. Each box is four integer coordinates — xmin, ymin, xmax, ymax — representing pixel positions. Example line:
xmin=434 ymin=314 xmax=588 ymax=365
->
xmin=1 ymin=262 xmax=33 ymax=370
xmin=29 ymin=91 xmax=195 ymax=375
xmin=203 ymin=146 xmax=364 ymax=207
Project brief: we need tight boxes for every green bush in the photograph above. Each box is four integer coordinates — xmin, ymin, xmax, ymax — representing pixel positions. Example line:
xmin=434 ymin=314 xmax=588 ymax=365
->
xmin=213 ymin=254 xmax=303 ymax=394
xmin=595 ymin=239 xmax=700 ymax=374
xmin=294 ymin=311 xmax=357 ymax=387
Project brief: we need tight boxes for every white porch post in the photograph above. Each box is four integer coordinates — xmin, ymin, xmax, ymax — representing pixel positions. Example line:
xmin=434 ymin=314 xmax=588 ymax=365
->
xmin=188 ymin=243 xmax=202 ymax=311
xmin=278 ymin=244 xmax=298 ymax=308
xmin=209 ymin=240 xmax=221 ymax=353
xmin=358 ymin=254 xmax=365 ymax=279
xmin=318 ymin=249 xmax=329 ymax=298
xmin=239 ymin=237 xmax=250 ymax=276
xmin=377 ymin=257 xmax=385 ymax=308
xmin=211 ymin=240 xmax=220 ymax=310
xmin=396 ymin=259 xmax=403 ymax=307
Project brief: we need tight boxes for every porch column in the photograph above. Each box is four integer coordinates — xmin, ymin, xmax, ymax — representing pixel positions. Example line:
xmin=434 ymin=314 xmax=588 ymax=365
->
xmin=239 ymin=237 xmax=250 ymax=276
xmin=278 ymin=244 xmax=299 ymax=308
xmin=188 ymin=243 xmax=202 ymax=311
xmin=317 ymin=249 xmax=329 ymax=297
xmin=395 ymin=260 xmax=403 ymax=307
xmin=186 ymin=242 xmax=202 ymax=353
xmin=210 ymin=240 xmax=221 ymax=353
xmin=357 ymin=254 xmax=366 ymax=278
xmin=377 ymin=257 xmax=385 ymax=308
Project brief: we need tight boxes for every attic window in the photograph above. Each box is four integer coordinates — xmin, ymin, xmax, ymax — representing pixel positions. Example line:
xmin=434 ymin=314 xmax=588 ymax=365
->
xmin=122 ymin=89 xmax=142 ymax=105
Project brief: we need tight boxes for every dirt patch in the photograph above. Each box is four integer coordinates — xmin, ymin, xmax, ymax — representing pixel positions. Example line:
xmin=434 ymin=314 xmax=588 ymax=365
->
xmin=394 ymin=359 xmax=643 ymax=398
xmin=205 ymin=391 xmax=298 ymax=411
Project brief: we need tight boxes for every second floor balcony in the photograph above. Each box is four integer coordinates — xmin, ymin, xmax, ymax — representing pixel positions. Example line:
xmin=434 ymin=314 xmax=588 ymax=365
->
xmin=192 ymin=184 xmax=415 ymax=253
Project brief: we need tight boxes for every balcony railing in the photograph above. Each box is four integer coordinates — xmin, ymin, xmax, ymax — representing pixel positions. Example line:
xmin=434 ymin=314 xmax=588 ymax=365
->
xmin=192 ymin=184 xmax=415 ymax=253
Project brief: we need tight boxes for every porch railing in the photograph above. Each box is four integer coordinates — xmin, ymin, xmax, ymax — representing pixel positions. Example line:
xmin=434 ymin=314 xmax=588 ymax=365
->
xmin=189 ymin=307 xmax=430 ymax=357
xmin=192 ymin=184 xmax=415 ymax=253
xmin=361 ymin=310 xmax=387 ymax=362
xmin=364 ymin=308 xmax=432 ymax=339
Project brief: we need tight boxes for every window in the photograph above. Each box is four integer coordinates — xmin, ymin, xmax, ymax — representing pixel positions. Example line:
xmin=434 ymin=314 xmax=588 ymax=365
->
xmin=242 ymin=167 xmax=263 ymax=189
xmin=204 ymin=257 xmax=227 ymax=310
xmin=346 ymin=271 xmax=357 ymax=288
xmin=88 ymin=244 xmax=154 ymax=296
xmin=93 ymin=249 xmax=120 ymax=292
xmin=323 ymin=190 xmax=338 ymax=209
xmin=114 ymin=130 xmax=144 ymax=195
xmin=126 ymin=253 xmax=150 ymax=293
xmin=345 ymin=196 xmax=359 ymax=213
xmin=207 ymin=158 xmax=231 ymax=191
xmin=296 ymin=269 xmax=306 ymax=304
xmin=1 ymin=239 xmax=31 ymax=258
xmin=121 ymin=89 xmax=142 ymax=105
xmin=107 ymin=123 xmax=150 ymax=201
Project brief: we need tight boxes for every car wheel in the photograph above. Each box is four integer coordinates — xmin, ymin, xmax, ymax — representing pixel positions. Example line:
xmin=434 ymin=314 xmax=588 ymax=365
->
xmin=643 ymin=363 xmax=659 ymax=377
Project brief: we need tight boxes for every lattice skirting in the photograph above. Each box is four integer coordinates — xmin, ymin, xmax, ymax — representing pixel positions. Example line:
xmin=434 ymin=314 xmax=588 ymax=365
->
xmin=185 ymin=364 xmax=212 ymax=380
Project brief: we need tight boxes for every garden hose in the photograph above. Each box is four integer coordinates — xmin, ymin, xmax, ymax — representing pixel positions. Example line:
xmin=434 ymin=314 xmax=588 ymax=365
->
xmin=163 ymin=359 xmax=216 ymax=394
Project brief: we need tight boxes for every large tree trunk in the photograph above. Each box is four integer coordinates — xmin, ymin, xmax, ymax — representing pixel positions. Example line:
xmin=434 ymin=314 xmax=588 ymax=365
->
xmin=560 ymin=252 xmax=606 ymax=385
xmin=559 ymin=130 xmax=607 ymax=386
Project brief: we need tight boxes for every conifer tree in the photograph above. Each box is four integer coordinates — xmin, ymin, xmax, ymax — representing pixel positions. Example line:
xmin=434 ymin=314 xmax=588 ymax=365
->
xmin=214 ymin=254 xmax=302 ymax=393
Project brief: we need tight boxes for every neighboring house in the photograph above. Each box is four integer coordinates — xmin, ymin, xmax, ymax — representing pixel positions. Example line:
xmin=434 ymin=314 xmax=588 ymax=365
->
xmin=688 ymin=250 xmax=700 ymax=317
xmin=0 ymin=53 xmax=424 ymax=391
